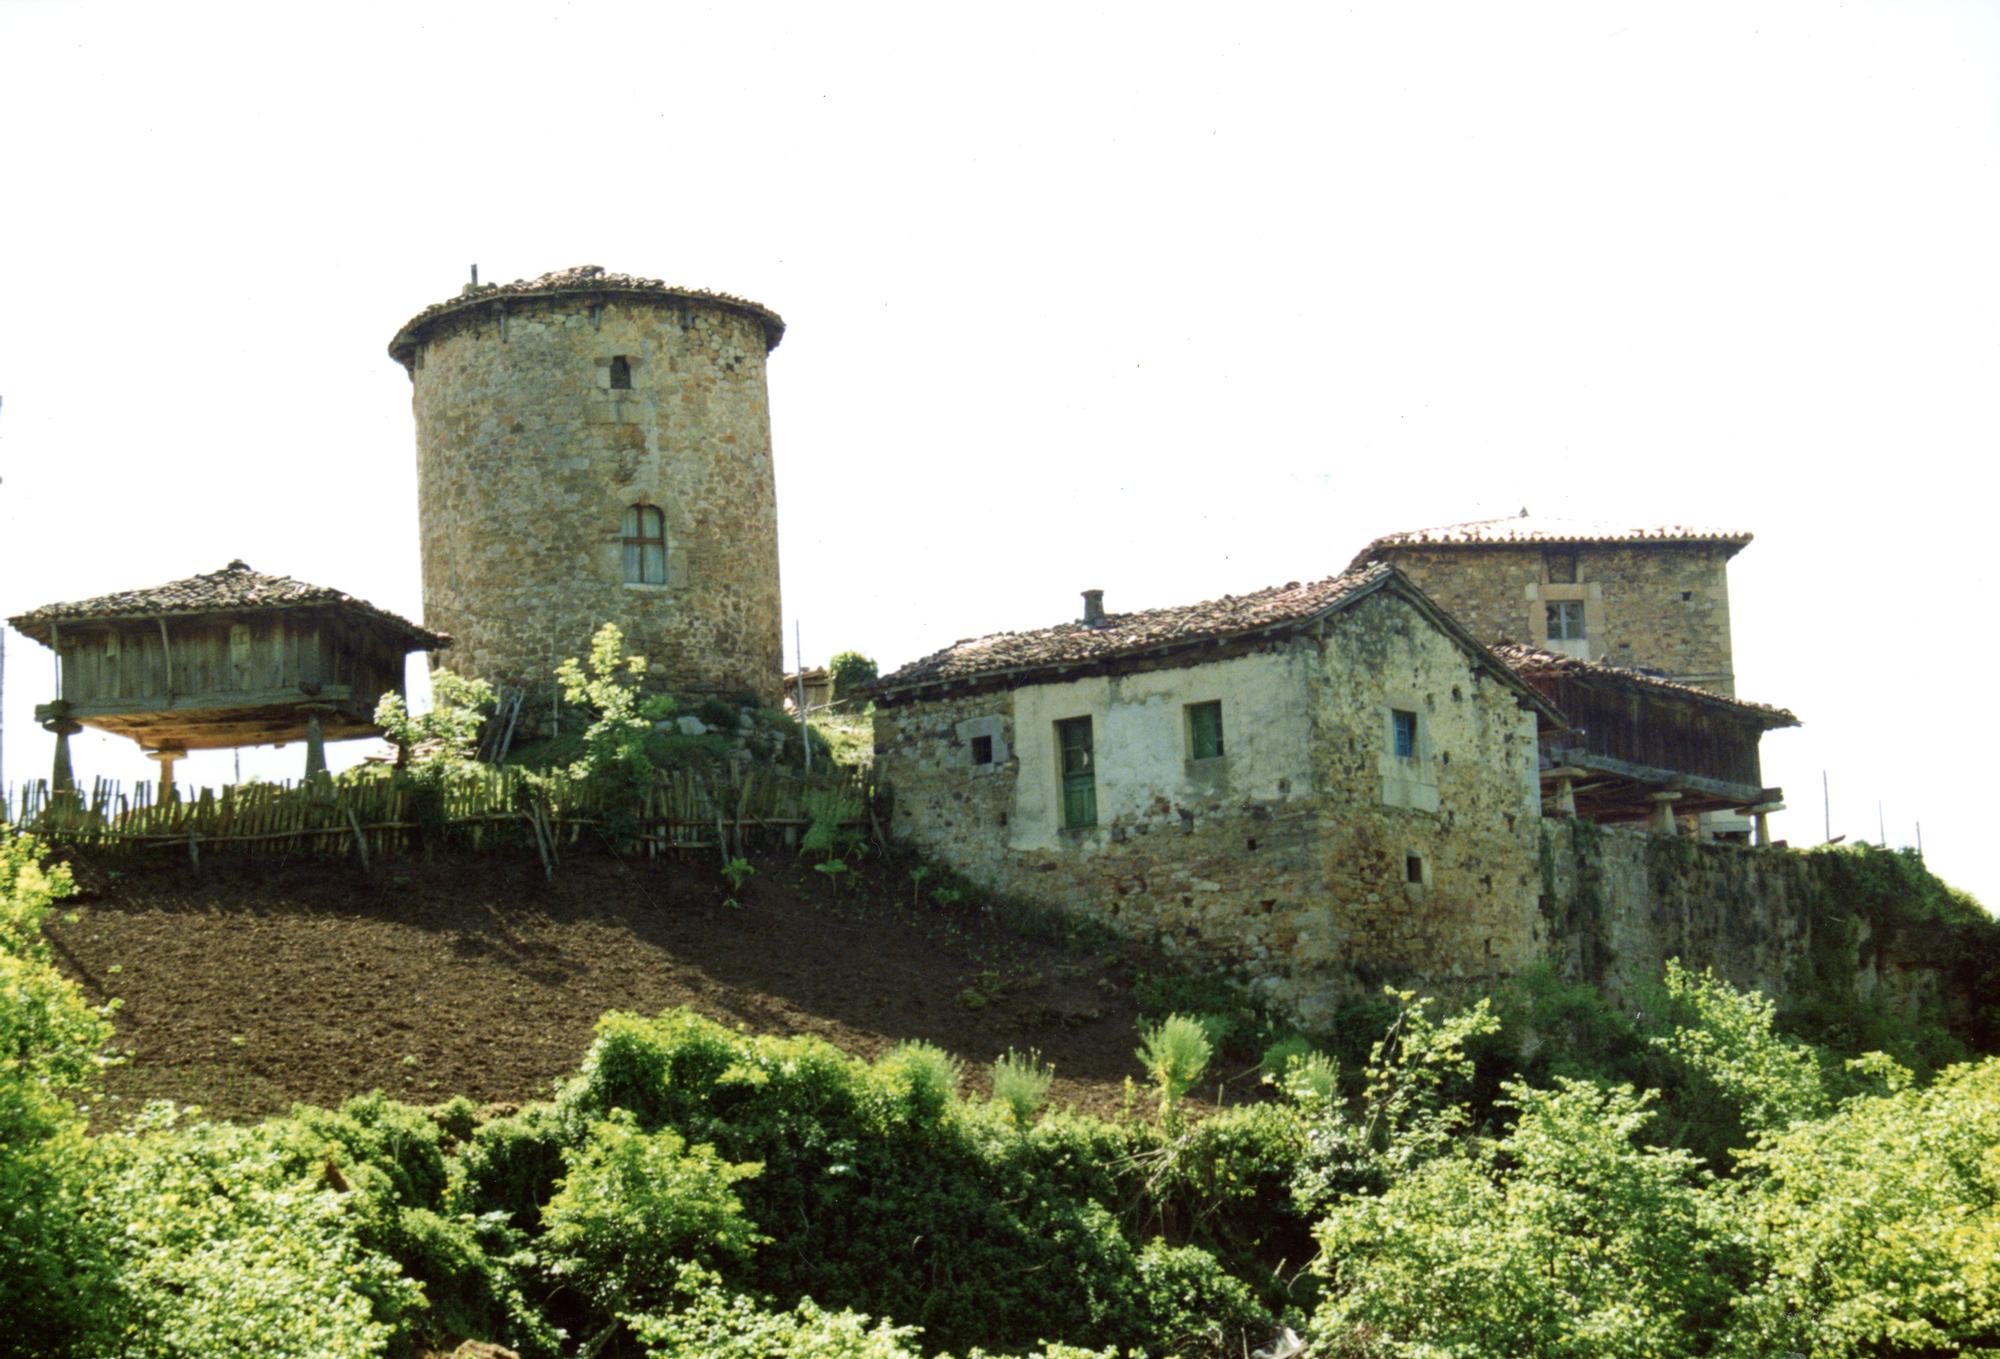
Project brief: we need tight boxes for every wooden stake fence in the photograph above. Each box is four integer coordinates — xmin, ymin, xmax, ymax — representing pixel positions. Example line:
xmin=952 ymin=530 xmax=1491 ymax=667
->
xmin=3 ymin=763 xmax=875 ymax=867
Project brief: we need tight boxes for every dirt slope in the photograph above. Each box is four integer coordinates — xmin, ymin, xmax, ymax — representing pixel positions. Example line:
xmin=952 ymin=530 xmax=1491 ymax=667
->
xmin=45 ymin=849 xmax=1170 ymax=1124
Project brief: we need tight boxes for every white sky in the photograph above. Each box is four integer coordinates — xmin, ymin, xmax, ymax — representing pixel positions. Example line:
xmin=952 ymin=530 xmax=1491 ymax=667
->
xmin=2 ymin=1 xmax=1995 ymax=904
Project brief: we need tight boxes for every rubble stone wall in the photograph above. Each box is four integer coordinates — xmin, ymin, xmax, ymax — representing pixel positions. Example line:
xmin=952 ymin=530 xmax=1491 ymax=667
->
xmin=875 ymin=591 xmax=1546 ymax=1028
xmin=1377 ymin=543 xmax=1737 ymax=694
xmin=406 ymin=294 xmax=783 ymax=704
xmin=1540 ymin=821 xmax=1958 ymax=1022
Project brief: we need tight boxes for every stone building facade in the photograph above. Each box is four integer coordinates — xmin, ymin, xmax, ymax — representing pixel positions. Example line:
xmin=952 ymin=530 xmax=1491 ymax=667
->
xmin=1350 ymin=514 xmax=1748 ymax=695
xmin=388 ymin=266 xmax=786 ymax=704
xmin=868 ymin=566 xmax=1559 ymax=1026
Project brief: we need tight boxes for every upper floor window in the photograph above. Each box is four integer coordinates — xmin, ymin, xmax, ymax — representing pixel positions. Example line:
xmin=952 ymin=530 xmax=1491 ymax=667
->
xmin=1547 ymin=599 xmax=1586 ymax=641
xmin=622 ymin=504 xmax=666 ymax=584
xmin=1392 ymin=709 xmax=1419 ymax=760
xmin=609 ymin=355 xmax=632 ymax=389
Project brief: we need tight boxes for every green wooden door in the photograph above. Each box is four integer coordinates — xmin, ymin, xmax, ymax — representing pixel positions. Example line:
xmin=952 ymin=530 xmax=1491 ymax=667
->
xmin=1056 ymin=716 xmax=1097 ymax=828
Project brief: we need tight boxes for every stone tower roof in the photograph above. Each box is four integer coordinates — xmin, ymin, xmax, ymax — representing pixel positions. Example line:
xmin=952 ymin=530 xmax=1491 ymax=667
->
xmin=387 ymin=265 xmax=786 ymax=372
xmin=1348 ymin=512 xmax=1752 ymax=571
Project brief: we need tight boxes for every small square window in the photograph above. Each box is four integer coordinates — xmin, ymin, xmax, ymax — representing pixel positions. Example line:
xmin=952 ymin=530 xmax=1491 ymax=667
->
xmin=1547 ymin=599 xmax=1586 ymax=641
xmin=1392 ymin=709 xmax=1418 ymax=760
xmin=1187 ymin=701 xmax=1224 ymax=761
xmin=970 ymin=734 xmax=994 ymax=766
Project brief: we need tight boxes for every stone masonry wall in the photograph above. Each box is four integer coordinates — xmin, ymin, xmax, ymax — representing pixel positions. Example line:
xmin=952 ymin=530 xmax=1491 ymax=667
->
xmin=1380 ymin=544 xmax=1737 ymax=694
xmin=406 ymin=295 xmax=783 ymax=704
xmin=1541 ymin=820 xmax=1956 ymax=1024
xmin=875 ymin=592 xmax=1546 ymax=1029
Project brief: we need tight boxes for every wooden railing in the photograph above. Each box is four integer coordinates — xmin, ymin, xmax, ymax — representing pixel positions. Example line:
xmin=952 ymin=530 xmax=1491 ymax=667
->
xmin=2 ymin=763 xmax=877 ymax=870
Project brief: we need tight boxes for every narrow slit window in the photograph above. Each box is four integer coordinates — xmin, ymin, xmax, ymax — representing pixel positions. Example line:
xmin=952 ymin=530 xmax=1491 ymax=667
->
xmin=1187 ymin=700 xmax=1224 ymax=760
xmin=1392 ymin=709 xmax=1418 ymax=760
xmin=970 ymin=734 xmax=994 ymax=766
xmin=609 ymin=355 xmax=632 ymax=389
xmin=622 ymin=504 xmax=667 ymax=584
xmin=1406 ymin=853 xmax=1424 ymax=884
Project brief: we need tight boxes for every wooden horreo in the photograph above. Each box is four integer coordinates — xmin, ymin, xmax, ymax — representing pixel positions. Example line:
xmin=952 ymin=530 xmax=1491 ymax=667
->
xmin=8 ymin=561 xmax=446 ymax=793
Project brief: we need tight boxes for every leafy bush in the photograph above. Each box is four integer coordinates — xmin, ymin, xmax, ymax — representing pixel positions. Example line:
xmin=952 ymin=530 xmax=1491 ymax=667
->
xmin=455 ymin=1103 xmax=570 ymax=1231
xmin=87 ymin=1105 xmax=425 ymax=1359
xmin=0 ymin=834 xmax=117 ymax=1358
xmin=541 ymin=1109 xmax=762 ymax=1313
xmin=1726 ymin=1056 xmax=2000 ymax=1358
xmin=552 ymin=1008 xmax=1258 ymax=1354
xmin=555 ymin=623 xmax=678 ymax=799
xmin=1312 ymin=1078 xmax=1731 ymax=1359
xmin=828 ymin=650 xmax=879 ymax=700
xmin=875 ymin=1040 xmax=964 ymax=1119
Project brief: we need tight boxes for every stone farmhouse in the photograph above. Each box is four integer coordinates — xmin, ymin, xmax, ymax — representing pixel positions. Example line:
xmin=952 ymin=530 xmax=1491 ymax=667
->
xmin=869 ymin=564 xmax=1564 ymax=1023
xmin=869 ymin=515 xmax=1800 ymax=1016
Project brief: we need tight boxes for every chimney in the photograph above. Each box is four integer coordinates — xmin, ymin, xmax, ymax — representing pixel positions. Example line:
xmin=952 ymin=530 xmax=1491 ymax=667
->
xmin=1081 ymin=589 xmax=1105 ymax=626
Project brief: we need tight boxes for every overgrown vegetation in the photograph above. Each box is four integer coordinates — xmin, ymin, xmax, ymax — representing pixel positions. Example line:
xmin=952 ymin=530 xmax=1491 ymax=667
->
xmin=9 ymin=826 xmax=2000 ymax=1358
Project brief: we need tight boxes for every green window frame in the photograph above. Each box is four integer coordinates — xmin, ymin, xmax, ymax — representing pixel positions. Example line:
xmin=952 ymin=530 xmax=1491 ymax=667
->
xmin=1056 ymin=716 xmax=1097 ymax=829
xmin=1187 ymin=700 xmax=1224 ymax=761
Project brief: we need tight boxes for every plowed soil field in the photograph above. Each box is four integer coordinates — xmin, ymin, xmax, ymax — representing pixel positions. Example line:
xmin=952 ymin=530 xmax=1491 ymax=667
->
xmin=44 ymin=849 xmax=1181 ymax=1124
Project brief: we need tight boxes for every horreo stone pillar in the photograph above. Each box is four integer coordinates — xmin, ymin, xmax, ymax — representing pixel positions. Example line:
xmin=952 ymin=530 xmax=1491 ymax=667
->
xmin=146 ymin=747 xmax=186 ymax=802
xmin=1647 ymin=791 xmax=1683 ymax=836
xmin=42 ymin=701 xmax=81 ymax=796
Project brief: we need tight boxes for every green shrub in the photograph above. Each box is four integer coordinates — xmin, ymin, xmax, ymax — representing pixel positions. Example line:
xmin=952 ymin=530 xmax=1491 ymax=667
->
xmin=625 ymin=1263 xmax=922 ymax=1359
xmin=86 ymin=1106 xmax=424 ymax=1359
xmin=875 ymin=1041 xmax=964 ymax=1120
xmin=991 ymin=1048 xmax=1055 ymax=1128
xmin=455 ymin=1104 xmax=571 ymax=1231
xmin=1136 ymin=1014 xmax=1213 ymax=1117
xmin=1122 ymin=1239 xmax=1271 ymax=1358
xmin=541 ymin=1109 xmax=762 ymax=1313
xmin=0 ymin=834 xmax=117 ymax=1358
xmin=828 ymin=651 xmax=879 ymax=700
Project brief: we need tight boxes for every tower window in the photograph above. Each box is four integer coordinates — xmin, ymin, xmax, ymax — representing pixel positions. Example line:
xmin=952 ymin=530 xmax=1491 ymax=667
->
xmin=609 ymin=355 xmax=632 ymax=389
xmin=622 ymin=504 xmax=666 ymax=584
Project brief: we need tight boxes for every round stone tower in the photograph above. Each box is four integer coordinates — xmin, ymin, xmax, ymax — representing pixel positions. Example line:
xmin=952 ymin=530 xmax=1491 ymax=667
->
xmin=388 ymin=266 xmax=785 ymax=705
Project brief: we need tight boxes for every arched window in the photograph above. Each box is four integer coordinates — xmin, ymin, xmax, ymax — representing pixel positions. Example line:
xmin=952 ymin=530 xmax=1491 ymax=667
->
xmin=622 ymin=504 xmax=666 ymax=584
xmin=609 ymin=355 xmax=632 ymax=389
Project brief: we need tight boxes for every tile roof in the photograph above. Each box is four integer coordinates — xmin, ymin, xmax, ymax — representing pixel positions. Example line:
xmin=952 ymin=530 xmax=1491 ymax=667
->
xmin=7 ymin=561 xmax=448 ymax=650
xmin=1349 ymin=512 xmax=1752 ymax=569
xmin=387 ymin=265 xmax=785 ymax=371
xmin=1490 ymin=642 xmax=1798 ymax=728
